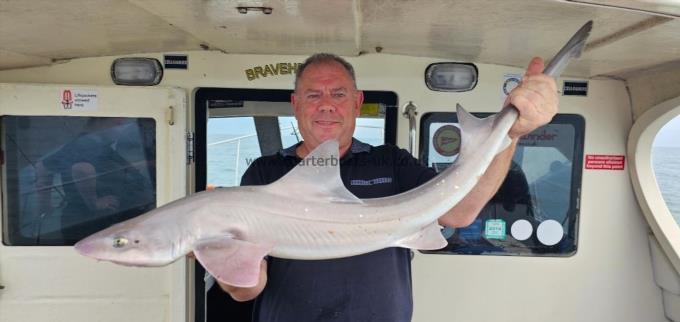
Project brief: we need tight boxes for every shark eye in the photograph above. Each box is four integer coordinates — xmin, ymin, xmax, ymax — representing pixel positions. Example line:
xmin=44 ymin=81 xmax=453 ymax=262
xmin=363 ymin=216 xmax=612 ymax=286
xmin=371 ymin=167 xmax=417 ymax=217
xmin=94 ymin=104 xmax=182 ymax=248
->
xmin=113 ymin=237 xmax=129 ymax=248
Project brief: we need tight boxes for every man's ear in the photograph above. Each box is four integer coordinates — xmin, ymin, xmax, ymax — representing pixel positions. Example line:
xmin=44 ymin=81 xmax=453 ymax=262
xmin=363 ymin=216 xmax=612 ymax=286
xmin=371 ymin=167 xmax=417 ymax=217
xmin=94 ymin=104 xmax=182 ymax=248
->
xmin=291 ymin=92 xmax=299 ymax=116
xmin=355 ymin=90 xmax=364 ymax=115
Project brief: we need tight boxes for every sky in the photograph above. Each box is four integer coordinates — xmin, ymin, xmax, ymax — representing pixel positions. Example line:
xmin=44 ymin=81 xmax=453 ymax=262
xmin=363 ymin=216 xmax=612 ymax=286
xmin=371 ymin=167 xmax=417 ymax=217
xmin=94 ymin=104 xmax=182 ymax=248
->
xmin=654 ymin=115 xmax=680 ymax=148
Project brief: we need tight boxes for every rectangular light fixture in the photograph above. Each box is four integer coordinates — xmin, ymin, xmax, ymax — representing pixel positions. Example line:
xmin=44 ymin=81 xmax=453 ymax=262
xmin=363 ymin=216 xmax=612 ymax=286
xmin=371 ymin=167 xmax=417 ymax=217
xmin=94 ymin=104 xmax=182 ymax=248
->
xmin=425 ymin=63 xmax=478 ymax=92
xmin=111 ymin=57 xmax=163 ymax=86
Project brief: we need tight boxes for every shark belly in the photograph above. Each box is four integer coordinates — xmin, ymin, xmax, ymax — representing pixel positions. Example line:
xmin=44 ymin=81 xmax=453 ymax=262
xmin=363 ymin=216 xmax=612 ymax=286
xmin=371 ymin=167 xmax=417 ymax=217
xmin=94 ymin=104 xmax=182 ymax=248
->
xmin=253 ymin=216 xmax=407 ymax=259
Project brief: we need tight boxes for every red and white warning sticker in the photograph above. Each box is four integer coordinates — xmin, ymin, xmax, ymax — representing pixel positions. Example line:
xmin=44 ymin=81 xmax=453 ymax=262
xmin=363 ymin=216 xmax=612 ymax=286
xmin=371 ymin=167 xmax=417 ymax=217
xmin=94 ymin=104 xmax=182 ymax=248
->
xmin=585 ymin=154 xmax=625 ymax=170
xmin=60 ymin=89 xmax=98 ymax=111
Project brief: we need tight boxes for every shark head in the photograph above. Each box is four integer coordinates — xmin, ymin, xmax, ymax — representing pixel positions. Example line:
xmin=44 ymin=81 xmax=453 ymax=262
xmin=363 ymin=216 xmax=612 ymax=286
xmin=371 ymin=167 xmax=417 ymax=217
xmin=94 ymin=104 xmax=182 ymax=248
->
xmin=74 ymin=218 xmax=179 ymax=267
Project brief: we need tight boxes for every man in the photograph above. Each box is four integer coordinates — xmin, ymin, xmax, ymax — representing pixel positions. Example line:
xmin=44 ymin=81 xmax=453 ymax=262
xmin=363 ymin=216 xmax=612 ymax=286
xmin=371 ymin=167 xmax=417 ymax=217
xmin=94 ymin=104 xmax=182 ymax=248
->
xmin=219 ymin=53 xmax=557 ymax=321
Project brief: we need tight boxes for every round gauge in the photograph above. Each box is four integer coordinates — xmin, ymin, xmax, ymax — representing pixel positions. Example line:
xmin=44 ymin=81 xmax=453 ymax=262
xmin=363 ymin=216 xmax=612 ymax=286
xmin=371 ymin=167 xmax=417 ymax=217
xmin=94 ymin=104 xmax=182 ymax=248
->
xmin=433 ymin=125 xmax=461 ymax=156
xmin=503 ymin=76 xmax=521 ymax=95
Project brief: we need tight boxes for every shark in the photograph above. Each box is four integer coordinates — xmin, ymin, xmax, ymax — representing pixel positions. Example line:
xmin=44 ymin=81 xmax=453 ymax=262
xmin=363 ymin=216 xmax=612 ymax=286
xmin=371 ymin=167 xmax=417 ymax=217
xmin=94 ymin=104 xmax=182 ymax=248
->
xmin=74 ymin=21 xmax=593 ymax=288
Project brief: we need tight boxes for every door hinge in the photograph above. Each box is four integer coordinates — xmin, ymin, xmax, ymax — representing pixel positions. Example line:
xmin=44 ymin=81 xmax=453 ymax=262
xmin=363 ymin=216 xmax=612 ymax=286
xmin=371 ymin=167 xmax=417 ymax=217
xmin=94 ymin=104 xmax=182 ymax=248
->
xmin=186 ymin=132 xmax=195 ymax=165
xmin=167 ymin=106 xmax=175 ymax=126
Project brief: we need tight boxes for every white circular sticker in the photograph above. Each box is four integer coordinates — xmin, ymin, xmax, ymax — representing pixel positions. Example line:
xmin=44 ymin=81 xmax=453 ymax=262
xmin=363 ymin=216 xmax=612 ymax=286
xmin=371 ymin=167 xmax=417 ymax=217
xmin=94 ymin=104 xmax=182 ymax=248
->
xmin=537 ymin=220 xmax=564 ymax=246
xmin=510 ymin=219 xmax=533 ymax=241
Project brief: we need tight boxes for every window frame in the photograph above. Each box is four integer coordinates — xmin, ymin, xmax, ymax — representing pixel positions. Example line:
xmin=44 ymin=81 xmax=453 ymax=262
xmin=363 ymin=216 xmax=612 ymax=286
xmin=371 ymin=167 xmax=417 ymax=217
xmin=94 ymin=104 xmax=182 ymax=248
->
xmin=629 ymin=95 xmax=680 ymax=272
xmin=419 ymin=111 xmax=586 ymax=256
xmin=1 ymin=116 xmax=158 ymax=246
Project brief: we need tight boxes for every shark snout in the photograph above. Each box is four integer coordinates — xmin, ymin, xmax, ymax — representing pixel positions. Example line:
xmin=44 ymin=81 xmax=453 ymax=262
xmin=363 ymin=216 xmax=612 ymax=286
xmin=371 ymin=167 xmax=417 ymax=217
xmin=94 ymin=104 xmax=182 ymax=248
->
xmin=74 ymin=238 xmax=96 ymax=256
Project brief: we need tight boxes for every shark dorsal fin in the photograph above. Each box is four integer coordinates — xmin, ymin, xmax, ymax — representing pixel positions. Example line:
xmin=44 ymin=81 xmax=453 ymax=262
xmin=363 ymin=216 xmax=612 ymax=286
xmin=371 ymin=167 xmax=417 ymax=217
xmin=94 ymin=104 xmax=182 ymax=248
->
xmin=264 ymin=140 xmax=362 ymax=204
xmin=456 ymin=103 xmax=512 ymax=161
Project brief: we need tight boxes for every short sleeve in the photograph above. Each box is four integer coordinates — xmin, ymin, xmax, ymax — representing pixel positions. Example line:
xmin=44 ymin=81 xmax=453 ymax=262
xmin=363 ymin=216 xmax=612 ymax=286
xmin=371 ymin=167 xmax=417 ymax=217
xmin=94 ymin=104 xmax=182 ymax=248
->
xmin=240 ymin=158 xmax=267 ymax=186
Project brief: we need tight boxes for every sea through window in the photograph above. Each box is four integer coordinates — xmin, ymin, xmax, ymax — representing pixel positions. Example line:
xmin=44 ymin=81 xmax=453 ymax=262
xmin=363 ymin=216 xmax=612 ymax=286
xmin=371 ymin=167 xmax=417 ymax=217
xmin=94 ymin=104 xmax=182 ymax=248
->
xmin=652 ymin=114 xmax=680 ymax=227
xmin=207 ymin=116 xmax=386 ymax=188
xmin=198 ymin=88 xmax=396 ymax=189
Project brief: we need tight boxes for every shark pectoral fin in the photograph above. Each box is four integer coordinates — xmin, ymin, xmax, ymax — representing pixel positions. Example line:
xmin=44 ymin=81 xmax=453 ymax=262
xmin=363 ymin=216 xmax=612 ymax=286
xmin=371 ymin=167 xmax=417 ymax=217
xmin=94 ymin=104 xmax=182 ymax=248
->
xmin=395 ymin=222 xmax=448 ymax=250
xmin=193 ymin=237 xmax=272 ymax=288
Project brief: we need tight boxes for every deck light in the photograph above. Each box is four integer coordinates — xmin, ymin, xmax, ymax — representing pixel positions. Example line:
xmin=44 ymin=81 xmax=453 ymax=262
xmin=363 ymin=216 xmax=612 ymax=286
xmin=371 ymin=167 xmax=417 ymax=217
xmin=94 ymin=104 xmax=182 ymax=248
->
xmin=425 ymin=63 xmax=478 ymax=92
xmin=111 ymin=57 xmax=163 ymax=86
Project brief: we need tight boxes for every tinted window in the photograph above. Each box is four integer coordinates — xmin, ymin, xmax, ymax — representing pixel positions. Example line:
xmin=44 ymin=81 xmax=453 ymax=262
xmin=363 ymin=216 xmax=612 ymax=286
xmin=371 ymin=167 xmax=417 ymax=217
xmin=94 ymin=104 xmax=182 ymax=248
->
xmin=420 ymin=112 xmax=585 ymax=256
xmin=2 ymin=116 xmax=156 ymax=246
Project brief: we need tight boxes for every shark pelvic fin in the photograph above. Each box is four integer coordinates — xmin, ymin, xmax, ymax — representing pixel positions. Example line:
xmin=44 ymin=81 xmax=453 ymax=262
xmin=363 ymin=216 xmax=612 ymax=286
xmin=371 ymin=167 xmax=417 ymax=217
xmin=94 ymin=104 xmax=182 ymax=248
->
xmin=395 ymin=221 xmax=448 ymax=250
xmin=264 ymin=139 xmax=362 ymax=204
xmin=193 ymin=237 xmax=272 ymax=288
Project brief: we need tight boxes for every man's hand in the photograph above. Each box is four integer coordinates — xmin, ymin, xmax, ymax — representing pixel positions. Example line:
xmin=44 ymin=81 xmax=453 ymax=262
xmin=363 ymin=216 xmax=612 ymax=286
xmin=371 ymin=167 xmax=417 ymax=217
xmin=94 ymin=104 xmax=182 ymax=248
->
xmin=438 ymin=56 xmax=559 ymax=228
xmin=505 ymin=57 xmax=559 ymax=139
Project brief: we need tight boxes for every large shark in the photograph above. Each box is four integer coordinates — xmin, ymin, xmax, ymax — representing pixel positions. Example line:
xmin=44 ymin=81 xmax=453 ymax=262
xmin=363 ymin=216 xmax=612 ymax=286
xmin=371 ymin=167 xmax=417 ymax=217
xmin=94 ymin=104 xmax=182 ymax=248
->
xmin=74 ymin=21 xmax=592 ymax=288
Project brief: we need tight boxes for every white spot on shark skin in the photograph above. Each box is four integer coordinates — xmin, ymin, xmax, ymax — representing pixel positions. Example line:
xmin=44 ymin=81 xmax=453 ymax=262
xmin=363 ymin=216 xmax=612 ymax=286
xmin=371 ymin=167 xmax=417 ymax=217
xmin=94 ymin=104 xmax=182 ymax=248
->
xmin=304 ymin=208 xmax=309 ymax=213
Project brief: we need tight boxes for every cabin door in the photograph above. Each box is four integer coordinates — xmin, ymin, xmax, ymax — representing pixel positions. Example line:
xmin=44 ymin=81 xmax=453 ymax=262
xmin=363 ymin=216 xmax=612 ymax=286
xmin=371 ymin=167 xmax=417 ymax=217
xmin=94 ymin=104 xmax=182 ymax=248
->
xmin=193 ymin=88 xmax=397 ymax=321
xmin=0 ymin=83 xmax=189 ymax=322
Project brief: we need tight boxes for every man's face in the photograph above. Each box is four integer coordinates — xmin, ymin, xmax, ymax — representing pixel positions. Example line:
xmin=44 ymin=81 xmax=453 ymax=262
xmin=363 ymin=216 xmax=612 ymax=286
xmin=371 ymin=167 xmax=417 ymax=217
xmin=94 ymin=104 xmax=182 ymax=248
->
xmin=292 ymin=61 xmax=364 ymax=153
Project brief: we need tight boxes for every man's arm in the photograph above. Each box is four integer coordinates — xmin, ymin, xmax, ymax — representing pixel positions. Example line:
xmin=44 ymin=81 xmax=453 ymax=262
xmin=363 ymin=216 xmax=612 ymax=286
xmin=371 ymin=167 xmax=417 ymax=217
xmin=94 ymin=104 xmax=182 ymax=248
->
xmin=439 ymin=57 xmax=558 ymax=228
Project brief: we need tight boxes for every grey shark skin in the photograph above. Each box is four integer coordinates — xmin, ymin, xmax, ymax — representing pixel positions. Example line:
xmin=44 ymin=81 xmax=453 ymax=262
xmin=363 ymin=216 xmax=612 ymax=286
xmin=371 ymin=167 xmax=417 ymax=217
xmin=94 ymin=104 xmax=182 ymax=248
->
xmin=74 ymin=105 xmax=511 ymax=287
xmin=75 ymin=21 xmax=593 ymax=287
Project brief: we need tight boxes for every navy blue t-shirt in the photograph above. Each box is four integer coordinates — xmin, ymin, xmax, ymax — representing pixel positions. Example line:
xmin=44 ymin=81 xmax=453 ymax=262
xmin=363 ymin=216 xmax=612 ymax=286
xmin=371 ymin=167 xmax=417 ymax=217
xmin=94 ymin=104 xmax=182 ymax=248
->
xmin=240 ymin=139 xmax=437 ymax=322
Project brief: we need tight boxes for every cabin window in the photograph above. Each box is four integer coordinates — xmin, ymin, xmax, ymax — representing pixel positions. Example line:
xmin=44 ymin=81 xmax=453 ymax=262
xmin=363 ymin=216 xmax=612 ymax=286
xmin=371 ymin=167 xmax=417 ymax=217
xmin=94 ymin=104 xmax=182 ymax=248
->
xmin=1 ymin=116 xmax=157 ymax=246
xmin=207 ymin=116 xmax=386 ymax=188
xmin=420 ymin=112 xmax=585 ymax=256
xmin=196 ymin=88 xmax=396 ymax=189
xmin=652 ymin=115 xmax=680 ymax=227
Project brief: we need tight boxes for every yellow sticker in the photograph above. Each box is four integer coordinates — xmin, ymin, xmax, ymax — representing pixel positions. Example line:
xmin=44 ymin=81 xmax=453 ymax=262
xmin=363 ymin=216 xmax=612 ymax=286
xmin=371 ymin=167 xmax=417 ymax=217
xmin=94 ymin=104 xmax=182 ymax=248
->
xmin=360 ymin=103 xmax=380 ymax=116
